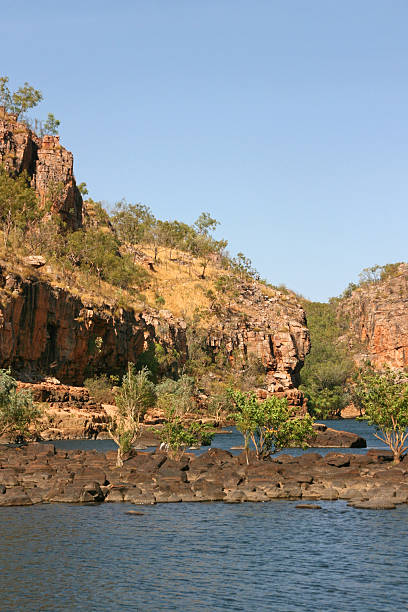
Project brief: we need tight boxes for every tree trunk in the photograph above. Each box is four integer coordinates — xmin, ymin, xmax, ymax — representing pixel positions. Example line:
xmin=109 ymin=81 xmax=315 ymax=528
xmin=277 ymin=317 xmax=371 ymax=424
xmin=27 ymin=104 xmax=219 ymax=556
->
xmin=116 ymin=447 xmax=123 ymax=468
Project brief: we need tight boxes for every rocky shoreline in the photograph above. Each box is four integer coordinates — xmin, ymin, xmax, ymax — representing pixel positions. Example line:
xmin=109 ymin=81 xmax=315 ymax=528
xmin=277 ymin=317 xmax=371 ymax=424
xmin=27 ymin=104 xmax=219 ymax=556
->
xmin=0 ymin=443 xmax=406 ymax=510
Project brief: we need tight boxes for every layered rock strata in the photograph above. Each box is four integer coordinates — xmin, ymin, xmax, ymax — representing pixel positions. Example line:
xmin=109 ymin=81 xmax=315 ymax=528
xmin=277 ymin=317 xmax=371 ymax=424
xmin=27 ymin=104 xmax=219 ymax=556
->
xmin=338 ymin=264 xmax=408 ymax=369
xmin=0 ymin=111 xmax=82 ymax=229
xmin=0 ymin=269 xmax=186 ymax=385
xmin=207 ymin=283 xmax=310 ymax=401
xmin=0 ymin=445 xmax=406 ymax=510
xmin=16 ymin=382 xmax=110 ymax=440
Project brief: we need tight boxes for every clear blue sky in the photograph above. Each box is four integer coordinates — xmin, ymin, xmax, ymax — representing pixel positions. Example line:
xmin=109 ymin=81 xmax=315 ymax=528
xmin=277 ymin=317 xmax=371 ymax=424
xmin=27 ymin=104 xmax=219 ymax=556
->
xmin=2 ymin=0 xmax=407 ymax=301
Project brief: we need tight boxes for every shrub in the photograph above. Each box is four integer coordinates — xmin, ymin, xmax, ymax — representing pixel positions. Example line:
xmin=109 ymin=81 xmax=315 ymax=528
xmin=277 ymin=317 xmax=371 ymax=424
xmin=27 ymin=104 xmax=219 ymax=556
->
xmin=229 ymin=388 xmax=314 ymax=463
xmin=0 ymin=370 xmax=42 ymax=442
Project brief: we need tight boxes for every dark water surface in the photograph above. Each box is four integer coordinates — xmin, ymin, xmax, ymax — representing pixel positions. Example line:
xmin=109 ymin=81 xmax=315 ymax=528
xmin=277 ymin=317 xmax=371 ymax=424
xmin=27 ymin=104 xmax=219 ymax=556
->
xmin=1 ymin=501 xmax=408 ymax=611
xmin=48 ymin=418 xmax=388 ymax=455
xmin=1 ymin=420 xmax=406 ymax=611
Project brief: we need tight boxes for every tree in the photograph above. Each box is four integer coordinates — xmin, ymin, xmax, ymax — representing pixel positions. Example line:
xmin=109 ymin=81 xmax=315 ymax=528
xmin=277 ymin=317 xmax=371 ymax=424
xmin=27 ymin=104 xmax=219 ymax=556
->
xmin=193 ymin=212 xmax=219 ymax=236
xmin=300 ymin=301 xmax=354 ymax=418
xmin=229 ymin=389 xmax=314 ymax=463
xmin=43 ymin=113 xmax=60 ymax=135
xmin=110 ymin=364 xmax=156 ymax=467
xmin=156 ymin=375 xmax=196 ymax=417
xmin=0 ymin=370 xmax=42 ymax=442
xmin=111 ymin=200 xmax=155 ymax=252
xmin=0 ymin=166 xmax=38 ymax=247
xmin=352 ymin=367 xmax=408 ymax=463
xmin=0 ymin=76 xmax=42 ymax=118
xmin=156 ymin=407 xmax=214 ymax=460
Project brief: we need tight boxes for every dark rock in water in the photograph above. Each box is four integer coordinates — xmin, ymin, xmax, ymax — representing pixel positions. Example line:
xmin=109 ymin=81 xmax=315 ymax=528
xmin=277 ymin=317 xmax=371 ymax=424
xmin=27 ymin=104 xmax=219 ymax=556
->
xmin=0 ymin=442 xmax=404 ymax=510
xmin=295 ymin=504 xmax=322 ymax=510
xmin=125 ymin=511 xmax=144 ymax=516
xmin=309 ymin=424 xmax=366 ymax=448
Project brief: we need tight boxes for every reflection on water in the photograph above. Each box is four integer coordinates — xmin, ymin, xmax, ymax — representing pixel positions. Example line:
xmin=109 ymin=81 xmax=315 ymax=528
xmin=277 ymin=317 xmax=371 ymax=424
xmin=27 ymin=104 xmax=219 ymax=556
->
xmin=0 ymin=501 xmax=407 ymax=611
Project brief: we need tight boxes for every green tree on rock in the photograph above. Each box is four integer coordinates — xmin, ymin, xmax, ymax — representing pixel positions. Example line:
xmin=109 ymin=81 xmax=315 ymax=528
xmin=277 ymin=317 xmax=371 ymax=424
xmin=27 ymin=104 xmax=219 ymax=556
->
xmin=229 ymin=389 xmax=314 ymax=463
xmin=0 ymin=76 xmax=42 ymax=118
xmin=110 ymin=364 xmax=156 ymax=467
xmin=353 ymin=367 xmax=408 ymax=463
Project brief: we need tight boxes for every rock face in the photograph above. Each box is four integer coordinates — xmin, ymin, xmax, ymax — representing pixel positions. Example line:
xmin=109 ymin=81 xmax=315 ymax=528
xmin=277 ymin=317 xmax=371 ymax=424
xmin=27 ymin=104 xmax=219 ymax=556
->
xmin=0 ymin=267 xmax=187 ymax=385
xmin=16 ymin=381 xmax=110 ymax=439
xmin=207 ymin=283 xmax=310 ymax=402
xmin=338 ymin=264 xmax=408 ymax=370
xmin=0 ymin=444 xmax=407 ymax=509
xmin=0 ymin=111 xmax=82 ymax=229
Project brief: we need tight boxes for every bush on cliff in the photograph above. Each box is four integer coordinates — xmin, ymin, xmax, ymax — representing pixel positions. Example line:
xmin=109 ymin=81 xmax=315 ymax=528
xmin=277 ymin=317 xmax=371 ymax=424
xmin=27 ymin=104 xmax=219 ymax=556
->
xmin=0 ymin=167 xmax=38 ymax=248
xmin=229 ymin=389 xmax=314 ymax=463
xmin=0 ymin=370 xmax=42 ymax=443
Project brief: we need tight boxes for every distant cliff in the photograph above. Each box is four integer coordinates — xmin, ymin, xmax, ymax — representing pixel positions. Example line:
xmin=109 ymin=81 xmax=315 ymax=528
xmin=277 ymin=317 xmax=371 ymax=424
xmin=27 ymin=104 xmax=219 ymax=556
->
xmin=337 ymin=263 xmax=408 ymax=369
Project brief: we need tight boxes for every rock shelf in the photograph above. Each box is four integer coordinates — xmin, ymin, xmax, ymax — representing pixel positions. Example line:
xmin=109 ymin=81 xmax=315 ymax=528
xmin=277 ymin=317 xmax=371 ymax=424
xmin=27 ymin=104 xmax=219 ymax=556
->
xmin=0 ymin=444 xmax=407 ymax=510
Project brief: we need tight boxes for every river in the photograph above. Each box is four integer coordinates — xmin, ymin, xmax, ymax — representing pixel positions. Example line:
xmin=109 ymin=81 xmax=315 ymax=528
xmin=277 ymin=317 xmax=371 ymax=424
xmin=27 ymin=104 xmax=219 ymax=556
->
xmin=0 ymin=420 xmax=407 ymax=611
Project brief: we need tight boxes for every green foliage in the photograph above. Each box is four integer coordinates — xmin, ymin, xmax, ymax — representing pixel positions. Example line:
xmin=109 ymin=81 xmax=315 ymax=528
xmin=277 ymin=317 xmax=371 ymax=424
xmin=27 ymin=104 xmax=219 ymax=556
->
xmin=156 ymin=374 xmax=196 ymax=416
xmin=136 ymin=342 xmax=180 ymax=382
xmin=111 ymin=200 xmax=155 ymax=246
xmin=0 ymin=166 xmax=38 ymax=246
xmin=0 ymin=370 xmax=42 ymax=442
xmin=64 ymin=228 xmax=149 ymax=289
xmin=78 ymin=182 xmax=88 ymax=196
xmin=229 ymin=388 xmax=314 ymax=461
xmin=352 ymin=367 xmax=408 ymax=461
xmin=110 ymin=364 xmax=156 ymax=466
xmin=300 ymin=301 xmax=354 ymax=418
xmin=231 ymin=252 xmax=259 ymax=280
xmin=338 ymin=263 xmax=404 ymax=299
xmin=0 ymin=76 xmax=43 ymax=117
xmin=43 ymin=113 xmax=60 ymax=135
xmin=114 ymin=364 xmax=156 ymax=423
xmin=156 ymin=407 xmax=214 ymax=459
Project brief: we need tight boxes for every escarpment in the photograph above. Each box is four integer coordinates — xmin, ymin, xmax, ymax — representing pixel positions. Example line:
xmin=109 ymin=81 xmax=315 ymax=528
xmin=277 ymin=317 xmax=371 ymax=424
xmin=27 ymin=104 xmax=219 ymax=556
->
xmin=207 ymin=282 xmax=310 ymax=402
xmin=337 ymin=263 xmax=408 ymax=370
xmin=0 ymin=110 xmax=82 ymax=229
xmin=0 ymin=108 xmax=309 ymax=402
xmin=0 ymin=268 xmax=187 ymax=385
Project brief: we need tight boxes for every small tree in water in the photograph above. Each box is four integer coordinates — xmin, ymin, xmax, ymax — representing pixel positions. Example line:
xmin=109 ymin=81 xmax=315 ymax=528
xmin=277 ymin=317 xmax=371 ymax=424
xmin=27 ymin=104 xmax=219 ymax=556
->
xmin=110 ymin=364 xmax=156 ymax=467
xmin=0 ymin=370 xmax=42 ymax=443
xmin=156 ymin=406 xmax=214 ymax=460
xmin=353 ymin=367 xmax=408 ymax=463
xmin=229 ymin=389 xmax=314 ymax=463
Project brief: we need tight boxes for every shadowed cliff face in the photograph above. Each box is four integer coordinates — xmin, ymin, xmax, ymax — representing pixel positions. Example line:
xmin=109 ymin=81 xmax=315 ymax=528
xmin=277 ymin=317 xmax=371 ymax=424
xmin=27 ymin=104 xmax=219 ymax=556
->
xmin=0 ymin=112 xmax=82 ymax=230
xmin=337 ymin=263 xmax=408 ymax=369
xmin=0 ymin=266 xmax=309 ymax=397
xmin=0 ymin=269 xmax=187 ymax=385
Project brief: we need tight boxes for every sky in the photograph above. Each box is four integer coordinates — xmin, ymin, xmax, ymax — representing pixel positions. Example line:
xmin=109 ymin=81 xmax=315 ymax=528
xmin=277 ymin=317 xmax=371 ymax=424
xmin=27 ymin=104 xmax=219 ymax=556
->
xmin=2 ymin=0 xmax=407 ymax=301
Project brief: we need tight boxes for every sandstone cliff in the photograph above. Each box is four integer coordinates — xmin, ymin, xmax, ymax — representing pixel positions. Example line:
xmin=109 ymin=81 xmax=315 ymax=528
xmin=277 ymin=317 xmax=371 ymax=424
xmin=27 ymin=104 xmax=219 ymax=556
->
xmin=0 ymin=110 xmax=82 ymax=229
xmin=0 ymin=109 xmax=310 ymax=406
xmin=337 ymin=263 xmax=408 ymax=369
xmin=207 ymin=282 xmax=309 ymax=402
xmin=0 ymin=265 xmax=187 ymax=385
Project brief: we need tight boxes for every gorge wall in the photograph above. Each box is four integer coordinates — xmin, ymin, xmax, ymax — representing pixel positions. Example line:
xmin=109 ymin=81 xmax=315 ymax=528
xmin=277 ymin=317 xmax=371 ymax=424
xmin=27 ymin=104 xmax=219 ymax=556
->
xmin=337 ymin=263 xmax=408 ymax=369
xmin=0 ymin=109 xmax=310 ymax=399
